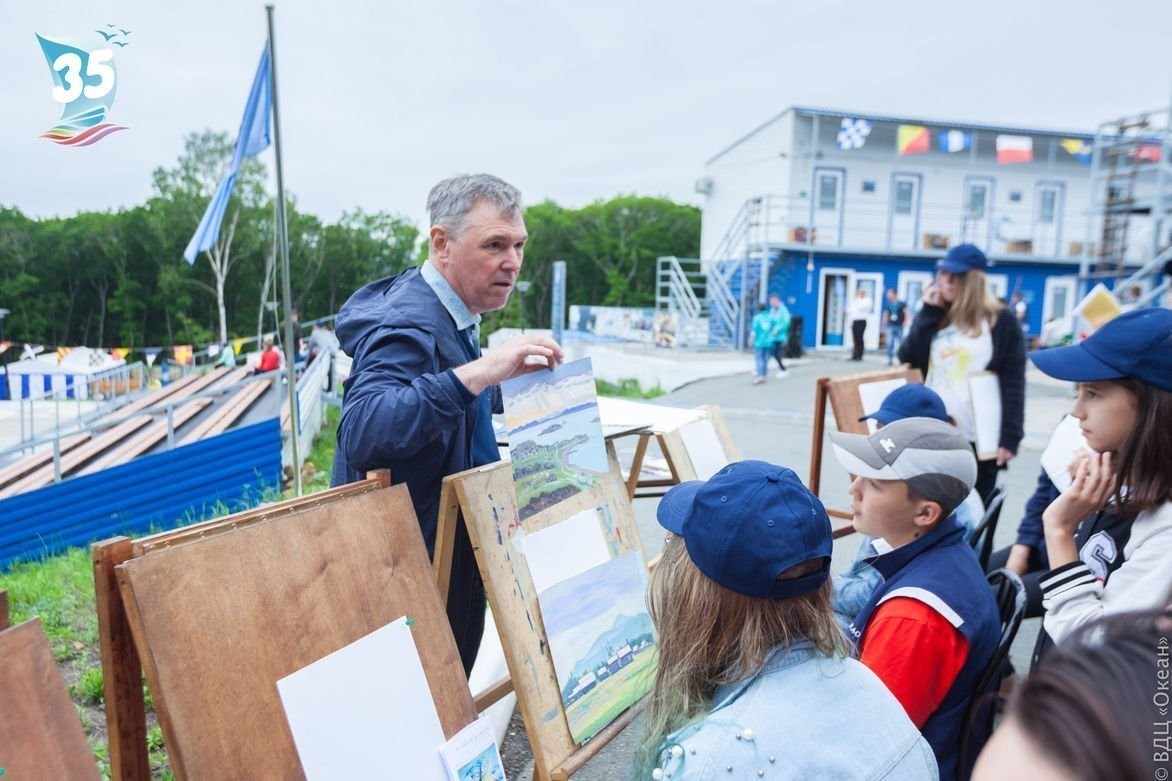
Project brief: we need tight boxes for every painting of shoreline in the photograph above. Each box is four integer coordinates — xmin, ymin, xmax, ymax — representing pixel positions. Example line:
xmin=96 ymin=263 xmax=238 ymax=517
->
xmin=501 ymin=357 xmax=608 ymax=521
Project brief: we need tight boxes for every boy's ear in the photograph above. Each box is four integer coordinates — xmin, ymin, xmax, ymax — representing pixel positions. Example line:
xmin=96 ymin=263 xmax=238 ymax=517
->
xmin=913 ymin=499 xmax=945 ymax=530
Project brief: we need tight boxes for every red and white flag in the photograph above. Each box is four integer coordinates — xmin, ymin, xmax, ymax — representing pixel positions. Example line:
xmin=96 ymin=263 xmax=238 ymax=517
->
xmin=996 ymin=135 xmax=1033 ymax=164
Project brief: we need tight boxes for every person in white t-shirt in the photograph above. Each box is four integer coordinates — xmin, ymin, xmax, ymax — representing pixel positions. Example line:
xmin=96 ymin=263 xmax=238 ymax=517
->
xmin=847 ymin=287 xmax=873 ymax=361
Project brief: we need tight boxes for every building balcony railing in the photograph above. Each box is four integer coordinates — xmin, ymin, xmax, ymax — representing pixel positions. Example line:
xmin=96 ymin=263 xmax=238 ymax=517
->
xmin=704 ymin=192 xmax=1161 ymax=264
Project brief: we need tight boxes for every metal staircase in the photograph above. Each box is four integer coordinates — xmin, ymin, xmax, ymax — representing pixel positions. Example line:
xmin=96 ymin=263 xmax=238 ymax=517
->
xmin=657 ymin=194 xmax=784 ymax=349
xmin=1082 ymin=108 xmax=1172 ymax=293
xmin=656 ymin=254 xmax=770 ymax=349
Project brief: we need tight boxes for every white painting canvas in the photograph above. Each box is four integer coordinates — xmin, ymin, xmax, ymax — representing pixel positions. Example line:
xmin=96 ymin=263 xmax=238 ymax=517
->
xmin=277 ymin=617 xmax=447 ymax=780
xmin=857 ymin=378 xmax=907 ymax=433
xmin=678 ymin=418 xmax=728 ymax=480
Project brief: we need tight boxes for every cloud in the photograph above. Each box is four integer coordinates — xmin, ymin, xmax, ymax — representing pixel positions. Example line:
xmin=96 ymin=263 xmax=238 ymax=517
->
xmin=5 ymin=0 xmax=1169 ymax=230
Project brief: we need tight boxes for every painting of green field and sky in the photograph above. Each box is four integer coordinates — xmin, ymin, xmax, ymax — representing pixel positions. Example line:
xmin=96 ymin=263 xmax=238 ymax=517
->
xmin=501 ymin=358 xmax=609 ymax=521
xmin=537 ymin=550 xmax=657 ymax=744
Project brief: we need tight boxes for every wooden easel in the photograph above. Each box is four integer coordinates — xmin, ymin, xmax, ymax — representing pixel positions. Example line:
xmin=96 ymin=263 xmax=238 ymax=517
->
xmin=0 ymin=589 xmax=101 ymax=779
xmin=433 ymin=459 xmax=647 ymax=781
xmin=93 ymin=470 xmax=477 ymax=780
xmin=603 ymin=403 xmax=740 ymax=499
xmin=808 ymin=366 xmax=924 ymax=533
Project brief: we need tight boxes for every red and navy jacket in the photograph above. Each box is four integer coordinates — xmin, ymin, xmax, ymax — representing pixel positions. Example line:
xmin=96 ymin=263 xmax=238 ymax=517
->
xmin=848 ymin=515 xmax=1000 ymax=781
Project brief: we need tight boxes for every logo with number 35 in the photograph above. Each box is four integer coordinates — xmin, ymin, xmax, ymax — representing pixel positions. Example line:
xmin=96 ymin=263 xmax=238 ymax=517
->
xmin=36 ymin=26 xmax=131 ymax=147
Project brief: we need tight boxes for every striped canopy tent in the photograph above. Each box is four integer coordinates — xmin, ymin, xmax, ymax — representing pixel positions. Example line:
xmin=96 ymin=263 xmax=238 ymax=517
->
xmin=4 ymin=348 xmax=127 ymax=400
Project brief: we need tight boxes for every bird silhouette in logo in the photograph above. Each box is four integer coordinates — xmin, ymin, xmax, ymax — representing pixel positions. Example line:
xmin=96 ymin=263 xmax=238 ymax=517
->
xmin=94 ymin=26 xmax=131 ymax=48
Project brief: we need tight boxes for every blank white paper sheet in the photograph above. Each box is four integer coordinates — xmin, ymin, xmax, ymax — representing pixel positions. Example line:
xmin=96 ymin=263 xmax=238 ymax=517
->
xmin=277 ymin=616 xmax=447 ymax=780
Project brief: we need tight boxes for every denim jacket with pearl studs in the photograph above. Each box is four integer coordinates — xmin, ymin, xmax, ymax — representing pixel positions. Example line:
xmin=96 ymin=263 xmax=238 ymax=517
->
xmin=653 ymin=640 xmax=938 ymax=780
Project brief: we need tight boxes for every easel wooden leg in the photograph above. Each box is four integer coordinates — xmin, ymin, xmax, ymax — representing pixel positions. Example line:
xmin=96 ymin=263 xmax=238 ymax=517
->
xmin=658 ymin=433 xmax=682 ymax=483
xmin=93 ymin=537 xmax=149 ymax=781
xmin=808 ymin=378 xmax=830 ymax=496
xmin=471 ymin=675 xmax=514 ymax=712
xmin=433 ymin=478 xmax=461 ymax=604
xmin=625 ymin=433 xmax=651 ymax=500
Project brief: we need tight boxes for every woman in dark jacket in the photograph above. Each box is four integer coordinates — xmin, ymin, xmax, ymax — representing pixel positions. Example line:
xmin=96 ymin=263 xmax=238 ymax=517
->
xmin=898 ymin=244 xmax=1026 ymax=505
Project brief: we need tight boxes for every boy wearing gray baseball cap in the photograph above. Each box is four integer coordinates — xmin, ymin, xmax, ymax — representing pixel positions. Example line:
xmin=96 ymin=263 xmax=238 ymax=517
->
xmin=831 ymin=417 xmax=999 ymax=781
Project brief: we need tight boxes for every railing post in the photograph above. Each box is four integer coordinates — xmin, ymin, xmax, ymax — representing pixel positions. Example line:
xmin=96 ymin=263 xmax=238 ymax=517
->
xmin=52 ymin=436 xmax=61 ymax=483
xmin=166 ymin=406 xmax=175 ymax=450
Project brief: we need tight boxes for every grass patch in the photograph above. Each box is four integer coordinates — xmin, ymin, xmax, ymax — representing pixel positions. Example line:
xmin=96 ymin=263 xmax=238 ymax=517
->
xmin=72 ymin=665 xmax=105 ymax=705
xmin=2 ymin=546 xmax=98 ymax=663
xmin=301 ymin=404 xmax=340 ymax=493
xmin=595 ymin=378 xmax=663 ymax=399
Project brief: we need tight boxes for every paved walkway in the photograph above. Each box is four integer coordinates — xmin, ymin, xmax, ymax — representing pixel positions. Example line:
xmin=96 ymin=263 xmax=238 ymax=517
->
xmin=504 ymin=347 xmax=1072 ymax=778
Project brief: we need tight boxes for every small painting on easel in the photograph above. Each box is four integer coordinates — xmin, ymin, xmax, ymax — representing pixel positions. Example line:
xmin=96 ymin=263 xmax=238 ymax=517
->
xmin=501 ymin=357 xmax=609 ymax=520
xmin=537 ymin=549 xmax=657 ymax=744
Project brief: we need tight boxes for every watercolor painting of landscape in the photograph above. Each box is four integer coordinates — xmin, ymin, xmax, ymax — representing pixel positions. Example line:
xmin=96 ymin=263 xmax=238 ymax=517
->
xmin=537 ymin=550 xmax=657 ymax=744
xmin=501 ymin=357 xmax=609 ymax=521
xmin=455 ymin=744 xmax=505 ymax=781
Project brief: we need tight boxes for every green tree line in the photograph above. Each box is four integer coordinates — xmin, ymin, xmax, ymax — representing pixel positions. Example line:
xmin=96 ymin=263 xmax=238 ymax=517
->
xmin=0 ymin=132 xmax=700 ymax=353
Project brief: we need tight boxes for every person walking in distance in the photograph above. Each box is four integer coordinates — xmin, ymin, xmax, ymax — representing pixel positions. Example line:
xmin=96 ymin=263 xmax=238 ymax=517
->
xmin=883 ymin=288 xmax=908 ymax=366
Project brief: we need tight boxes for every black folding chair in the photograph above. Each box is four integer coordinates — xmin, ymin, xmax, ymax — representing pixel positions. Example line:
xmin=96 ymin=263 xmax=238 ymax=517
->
xmin=969 ymin=483 xmax=1008 ymax=569
xmin=958 ymin=568 xmax=1027 ymax=780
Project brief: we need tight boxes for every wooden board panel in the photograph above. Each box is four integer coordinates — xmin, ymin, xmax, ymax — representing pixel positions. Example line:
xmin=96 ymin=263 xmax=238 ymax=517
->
xmin=449 ymin=460 xmax=646 ymax=780
xmin=115 ymin=484 xmax=476 ymax=780
xmin=0 ymin=618 xmax=100 ymax=780
xmin=809 ymin=366 xmax=923 ymax=530
xmin=825 ymin=366 xmax=923 ymax=435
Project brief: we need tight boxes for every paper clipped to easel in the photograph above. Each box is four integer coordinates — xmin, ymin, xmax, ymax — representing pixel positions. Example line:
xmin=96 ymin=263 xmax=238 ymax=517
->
xmin=276 ymin=616 xmax=447 ymax=781
xmin=1040 ymin=414 xmax=1090 ymax=493
xmin=968 ymin=372 xmax=1001 ymax=461
xmin=439 ymin=715 xmax=507 ymax=781
xmin=857 ymin=378 xmax=908 ymax=433
xmin=514 ymin=506 xmax=611 ymax=594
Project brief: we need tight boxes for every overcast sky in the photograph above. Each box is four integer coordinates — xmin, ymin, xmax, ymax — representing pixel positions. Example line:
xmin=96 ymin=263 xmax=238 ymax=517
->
xmin=3 ymin=0 xmax=1170 ymax=230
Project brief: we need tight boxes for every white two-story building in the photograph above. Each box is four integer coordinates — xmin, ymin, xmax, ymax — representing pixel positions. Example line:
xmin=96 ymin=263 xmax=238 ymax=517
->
xmin=676 ymin=106 xmax=1169 ymax=350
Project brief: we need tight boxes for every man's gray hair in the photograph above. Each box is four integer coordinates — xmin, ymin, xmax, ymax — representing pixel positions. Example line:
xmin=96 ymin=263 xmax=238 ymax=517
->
xmin=427 ymin=174 xmax=523 ymax=240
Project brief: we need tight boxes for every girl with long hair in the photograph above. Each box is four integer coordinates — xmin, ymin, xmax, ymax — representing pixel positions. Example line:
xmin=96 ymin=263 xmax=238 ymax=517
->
xmin=898 ymin=244 xmax=1027 ymax=505
xmin=639 ymin=461 xmax=936 ymax=779
xmin=1027 ymin=307 xmax=1172 ymax=645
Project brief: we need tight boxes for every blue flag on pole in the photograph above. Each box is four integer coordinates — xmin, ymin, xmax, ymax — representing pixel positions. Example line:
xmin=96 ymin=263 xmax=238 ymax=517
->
xmin=183 ymin=46 xmax=272 ymax=264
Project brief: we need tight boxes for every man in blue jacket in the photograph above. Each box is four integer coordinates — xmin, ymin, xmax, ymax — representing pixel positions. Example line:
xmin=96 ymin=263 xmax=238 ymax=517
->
xmin=331 ymin=173 xmax=563 ymax=673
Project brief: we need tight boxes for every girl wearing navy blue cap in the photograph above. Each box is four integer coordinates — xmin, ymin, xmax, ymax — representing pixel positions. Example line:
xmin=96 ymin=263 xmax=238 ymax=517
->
xmin=638 ymin=461 xmax=937 ymax=780
xmin=1028 ymin=308 xmax=1172 ymax=647
xmin=898 ymin=243 xmax=1027 ymax=507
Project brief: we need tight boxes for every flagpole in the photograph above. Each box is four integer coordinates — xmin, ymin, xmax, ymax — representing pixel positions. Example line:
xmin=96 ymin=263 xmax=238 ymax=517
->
xmin=266 ymin=4 xmax=301 ymax=496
